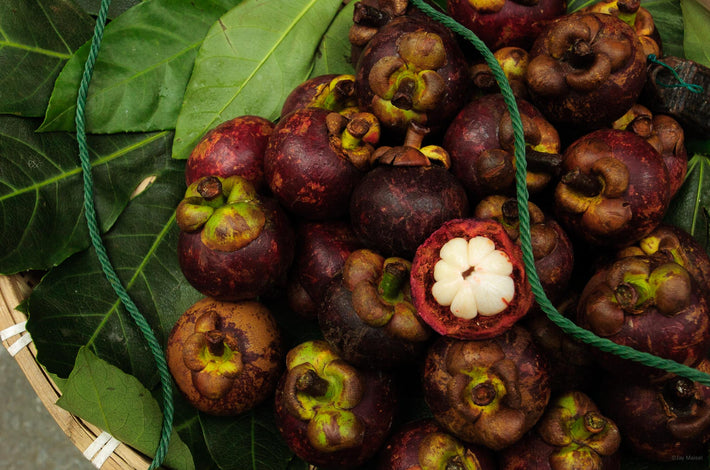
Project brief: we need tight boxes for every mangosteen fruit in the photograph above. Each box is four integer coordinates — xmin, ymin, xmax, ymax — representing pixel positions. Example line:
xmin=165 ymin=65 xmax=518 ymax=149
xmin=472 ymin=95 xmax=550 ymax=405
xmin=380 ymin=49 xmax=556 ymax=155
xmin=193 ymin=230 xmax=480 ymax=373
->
xmin=422 ymin=326 xmax=552 ymax=450
xmin=281 ymin=74 xmax=358 ymax=118
xmin=176 ymin=175 xmax=294 ymax=301
xmin=319 ymin=249 xmax=432 ymax=369
xmin=443 ymin=93 xmax=563 ymax=200
xmin=166 ymin=297 xmax=283 ymax=416
xmin=553 ymin=128 xmax=670 ymax=247
xmin=354 ymin=13 xmax=470 ymax=137
xmin=274 ymin=340 xmax=397 ymax=469
xmin=474 ymin=195 xmax=574 ymax=304
xmin=185 ymin=115 xmax=273 ymax=190
xmin=349 ymin=122 xmax=469 ymax=258
xmin=264 ymin=107 xmax=380 ymax=220
xmin=525 ymin=12 xmax=648 ymax=129
xmin=376 ymin=418 xmax=497 ymax=470
xmin=410 ymin=218 xmax=534 ymax=340
xmin=348 ymin=0 xmax=412 ymax=65
xmin=577 ymin=254 xmax=710 ymax=380
xmin=447 ymin=0 xmax=567 ymax=50
xmin=469 ymin=46 xmax=531 ymax=99
xmin=582 ymin=0 xmax=662 ymax=57
xmin=499 ymin=390 xmax=621 ymax=470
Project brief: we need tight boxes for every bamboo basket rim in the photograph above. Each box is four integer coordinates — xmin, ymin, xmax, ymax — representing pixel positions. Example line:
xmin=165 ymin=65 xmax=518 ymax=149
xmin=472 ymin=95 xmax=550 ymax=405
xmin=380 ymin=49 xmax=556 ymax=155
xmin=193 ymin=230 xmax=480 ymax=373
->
xmin=0 ymin=273 xmax=152 ymax=470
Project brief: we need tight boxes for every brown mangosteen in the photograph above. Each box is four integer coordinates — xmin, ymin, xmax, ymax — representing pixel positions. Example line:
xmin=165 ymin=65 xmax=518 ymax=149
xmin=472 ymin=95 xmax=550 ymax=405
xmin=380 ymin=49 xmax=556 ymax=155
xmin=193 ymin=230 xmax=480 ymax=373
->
xmin=166 ymin=297 xmax=283 ymax=416
xmin=577 ymin=254 xmax=710 ymax=380
xmin=499 ymin=390 xmax=621 ymax=470
xmin=443 ymin=93 xmax=563 ymax=201
xmin=474 ymin=195 xmax=574 ymax=304
xmin=376 ymin=418 xmax=497 ymax=470
xmin=469 ymin=46 xmax=531 ymax=99
xmin=185 ymin=115 xmax=273 ymax=190
xmin=525 ymin=12 xmax=648 ymax=129
xmin=281 ymin=74 xmax=358 ymax=118
xmin=274 ymin=340 xmax=397 ymax=469
xmin=354 ymin=13 xmax=470 ymax=137
xmin=553 ymin=128 xmax=671 ymax=247
xmin=264 ymin=107 xmax=380 ymax=220
xmin=319 ymin=249 xmax=432 ymax=370
xmin=422 ymin=326 xmax=552 ymax=450
xmin=348 ymin=0 xmax=413 ymax=65
xmin=410 ymin=218 xmax=534 ymax=340
xmin=582 ymin=0 xmax=662 ymax=57
xmin=176 ymin=175 xmax=294 ymax=301
xmin=349 ymin=122 xmax=469 ymax=258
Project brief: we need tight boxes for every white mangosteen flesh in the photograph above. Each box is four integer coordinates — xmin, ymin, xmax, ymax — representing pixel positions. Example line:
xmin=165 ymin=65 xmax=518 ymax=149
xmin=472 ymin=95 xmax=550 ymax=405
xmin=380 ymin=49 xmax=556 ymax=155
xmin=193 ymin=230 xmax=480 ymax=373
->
xmin=431 ymin=236 xmax=515 ymax=319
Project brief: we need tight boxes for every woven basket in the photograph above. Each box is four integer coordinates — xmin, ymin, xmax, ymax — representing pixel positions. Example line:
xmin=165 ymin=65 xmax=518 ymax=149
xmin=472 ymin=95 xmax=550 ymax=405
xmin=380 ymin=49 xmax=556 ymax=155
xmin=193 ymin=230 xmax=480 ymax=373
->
xmin=0 ymin=274 xmax=151 ymax=470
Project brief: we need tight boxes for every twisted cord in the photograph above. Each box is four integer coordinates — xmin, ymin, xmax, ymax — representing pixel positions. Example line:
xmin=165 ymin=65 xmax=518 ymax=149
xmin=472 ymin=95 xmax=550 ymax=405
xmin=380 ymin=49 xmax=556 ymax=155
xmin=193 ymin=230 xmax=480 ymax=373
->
xmin=74 ymin=0 xmax=174 ymax=467
xmin=409 ymin=0 xmax=710 ymax=386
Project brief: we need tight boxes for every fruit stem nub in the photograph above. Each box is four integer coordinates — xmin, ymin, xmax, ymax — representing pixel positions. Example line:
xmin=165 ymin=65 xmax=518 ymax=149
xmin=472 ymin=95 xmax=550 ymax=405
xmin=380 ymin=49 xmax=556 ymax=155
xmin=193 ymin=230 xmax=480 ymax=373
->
xmin=353 ymin=2 xmax=391 ymax=27
xmin=561 ymin=169 xmax=603 ymax=197
xmin=197 ymin=176 xmax=223 ymax=201
xmin=296 ymin=369 xmax=330 ymax=397
xmin=378 ymin=259 xmax=410 ymax=302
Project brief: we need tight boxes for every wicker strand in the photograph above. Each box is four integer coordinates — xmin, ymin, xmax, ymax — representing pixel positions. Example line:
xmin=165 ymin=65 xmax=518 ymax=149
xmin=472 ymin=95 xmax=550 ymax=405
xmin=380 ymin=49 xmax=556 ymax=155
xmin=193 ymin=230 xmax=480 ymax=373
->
xmin=74 ymin=0 xmax=174 ymax=467
xmin=409 ymin=0 xmax=710 ymax=387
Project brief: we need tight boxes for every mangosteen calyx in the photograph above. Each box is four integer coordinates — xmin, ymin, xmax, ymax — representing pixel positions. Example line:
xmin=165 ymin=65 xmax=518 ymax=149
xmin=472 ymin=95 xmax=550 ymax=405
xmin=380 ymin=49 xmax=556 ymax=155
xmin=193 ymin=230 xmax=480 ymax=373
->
xmin=176 ymin=175 xmax=266 ymax=252
xmin=311 ymin=74 xmax=358 ymax=112
xmin=326 ymin=111 xmax=381 ymax=171
xmin=417 ymin=432 xmax=481 ymax=470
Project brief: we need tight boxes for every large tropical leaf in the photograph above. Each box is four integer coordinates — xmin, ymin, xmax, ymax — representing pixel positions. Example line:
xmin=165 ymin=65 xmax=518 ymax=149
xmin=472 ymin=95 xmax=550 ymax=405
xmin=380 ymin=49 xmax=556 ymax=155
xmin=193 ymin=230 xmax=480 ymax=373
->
xmin=74 ymin=0 xmax=142 ymax=18
xmin=665 ymin=154 xmax=710 ymax=254
xmin=310 ymin=0 xmax=356 ymax=77
xmin=24 ymin=162 xmax=202 ymax=386
xmin=682 ymin=0 xmax=710 ymax=66
xmin=0 ymin=0 xmax=94 ymax=116
xmin=171 ymin=0 xmax=344 ymax=160
xmin=0 ymin=116 xmax=174 ymax=274
xmin=39 ymin=0 xmax=244 ymax=133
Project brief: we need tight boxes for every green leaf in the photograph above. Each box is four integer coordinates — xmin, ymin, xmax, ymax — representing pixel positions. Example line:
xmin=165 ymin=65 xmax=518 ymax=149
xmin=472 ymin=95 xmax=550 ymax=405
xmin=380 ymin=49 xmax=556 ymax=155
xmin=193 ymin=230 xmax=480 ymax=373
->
xmin=39 ymin=0 xmax=244 ymax=133
xmin=682 ymin=0 xmax=710 ymax=66
xmin=644 ymin=0 xmax=684 ymax=58
xmin=0 ymin=116 xmax=175 ymax=274
xmin=664 ymin=153 xmax=710 ymax=254
xmin=74 ymin=0 xmax=143 ymax=18
xmin=57 ymin=347 xmax=195 ymax=470
xmin=200 ymin=404 xmax=298 ymax=470
xmin=24 ymin=163 xmax=203 ymax=385
xmin=171 ymin=0 xmax=344 ymax=160
xmin=310 ymin=0 xmax=356 ymax=77
xmin=0 ymin=0 xmax=94 ymax=116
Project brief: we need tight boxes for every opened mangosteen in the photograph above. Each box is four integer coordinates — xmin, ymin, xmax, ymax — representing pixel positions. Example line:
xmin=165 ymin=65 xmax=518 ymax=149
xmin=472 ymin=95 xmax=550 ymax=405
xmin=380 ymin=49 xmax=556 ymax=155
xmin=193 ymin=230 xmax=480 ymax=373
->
xmin=553 ymin=128 xmax=671 ymax=248
xmin=474 ymin=195 xmax=574 ymax=304
xmin=525 ymin=12 xmax=647 ymax=129
xmin=499 ymin=390 xmax=621 ymax=470
xmin=354 ymin=12 xmax=470 ymax=137
xmin=349 ymin=123 xmax=469 ymax=258
xmin=577 ymin=254 xmax=710 ymax=380
xmin=274 ymin=340 xmax=397 ymax=469
xmin=281 ymin=74 xmax=358 ymax=118
xmin=422 ymin=326 xmax=551 ymax=450
xmin=447 ymin=0 xmax=567 ymax=50
xmin=376 ymin=418 xmax=497 ymax=470
xmin=411 ymin=218 xmax=534 ymax=340
xmin=598 ymin=360 xmax=710 ymax=462
xmin=443 ymin=93 xmax=563 ymax=201
xmin=319 ymin=249 xmax=432 ymax=370
xmin=185 ymin=115 xmax=273 ymax=190
xmin=176 ymin=175 xmax=294 ymax=301
xmin=166 ymin=297 xmax=283 ymax=416
xmin=582 ymin=0 xmax=662 ymax=57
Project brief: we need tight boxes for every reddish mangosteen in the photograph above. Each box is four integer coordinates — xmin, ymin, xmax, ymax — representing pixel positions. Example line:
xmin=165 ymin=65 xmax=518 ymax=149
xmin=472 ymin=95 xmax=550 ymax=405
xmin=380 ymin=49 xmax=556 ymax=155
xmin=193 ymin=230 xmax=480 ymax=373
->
xmin=446 ymin=0 xmax=567 ymax=50
xmin=349 ymin=123 xmax=469 ymax=258
xmin=469 ymin=47 xmax=531 ymax=99
xmin=577 ymin=254 xmax=710 ymax=380
xmin=281 ymin=74 xmax=358 ymax=118
xmin=525 ymin=12 xmax=647 ymax=129
xmin=166 ymin=297 xmax=283 ymax=416
xmin=612 ymin=104 xmax=687 ymax=198
xmin=422 ymin=326 xmax=552 ymax=450
xmin=582 ymin=0 xmax=662 ymax=57
xmin=376 ymin=418 xmax=497 ymax=470
xmin=410 ymin=218 xmax=534 ymax=340
xmin=499 ymin=390 xmax=621 ymax=470
xmin=474 ymin=195 xmax=574 ymax=304
xmin=176 ymin=175 xmax=294 ymax=301
xmin=185 ymin=115 xmax=273 ymax=190
xmin=264 ymin=107 xmax=380 ymax=220
xmin=443 ymin=93 xmax=563 ymax=201
xmin=553 ymin=128 xmax=671 ymax=248
xmin=354 ymin=13 xmax=470 ymax=137
xmin=274 ymin=340 xmax=397 ymax=469
xmin=598 ymin=360 xmax=710 ymax=462
xmin=319 ymin=249 xmax=432 ymax=370
xmin=287 ymin=220 xmax=363 ymax=318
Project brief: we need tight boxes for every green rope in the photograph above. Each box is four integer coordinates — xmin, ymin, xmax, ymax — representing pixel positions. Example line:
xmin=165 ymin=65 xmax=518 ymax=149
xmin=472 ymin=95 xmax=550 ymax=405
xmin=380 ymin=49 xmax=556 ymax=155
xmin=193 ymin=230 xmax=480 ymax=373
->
xmin=409 ymin=0 xmax=710 ymax=387
xmin=75 ymin=0 xmax=174 ymax=467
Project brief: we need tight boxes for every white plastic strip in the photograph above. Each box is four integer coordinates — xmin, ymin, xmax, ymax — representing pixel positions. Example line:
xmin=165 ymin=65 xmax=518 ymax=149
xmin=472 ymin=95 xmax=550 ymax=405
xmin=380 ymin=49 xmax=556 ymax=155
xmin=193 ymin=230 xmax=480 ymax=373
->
xmin=0 ymin=320 xmax=27 ymax=340
xmin=83 ymin=431 xmax=112 ymax=461
xmin=91 ymin=436 xmax=121 ymax=469
xmin=6 ymin=333 xmax=32 ymax=357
